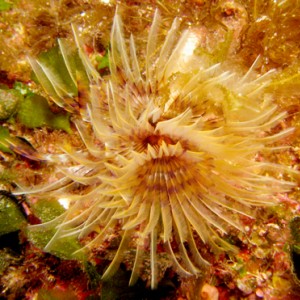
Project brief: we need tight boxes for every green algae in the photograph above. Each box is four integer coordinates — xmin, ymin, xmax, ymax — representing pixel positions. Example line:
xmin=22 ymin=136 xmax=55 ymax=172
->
xmin=31 ymin=198 xmax=66 ymax=223
xmin=0 ymin=0 xmax=12 ymax=11
xmin=0 ymin=88 xmax=22 ymax=120
xmin=30 ymin=41 xmax=90 ymax=117
xmin=17 ymin=93 xmax=72 ymax=133
xmin=0 ymin=125 xmax=12 ymax=153
xmin=13 ymin=81 xmax=34 ymax=96
xmin=27 ymin=226 xmax=85 ymax=260
xmin=0 ymin=194 xmax=26 ymax=236
xmin=96 ymin=52 xmax=110 ymax=71
xmin=27 ymin=199 xmax=85 ymax=260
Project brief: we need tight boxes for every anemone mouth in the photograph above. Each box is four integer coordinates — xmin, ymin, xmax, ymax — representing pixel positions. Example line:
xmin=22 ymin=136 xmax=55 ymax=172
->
xmin=22 ymin=8 xmax=299 ymax=290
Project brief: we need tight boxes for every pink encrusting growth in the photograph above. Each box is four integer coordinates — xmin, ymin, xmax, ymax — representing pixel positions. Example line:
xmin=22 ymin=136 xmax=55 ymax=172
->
xmin=18 ymin=9 xmax=298 ymax=288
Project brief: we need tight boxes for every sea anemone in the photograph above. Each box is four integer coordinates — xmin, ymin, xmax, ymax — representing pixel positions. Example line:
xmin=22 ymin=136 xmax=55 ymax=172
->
xmin=18 ymin=9 xmax=297 ymax=288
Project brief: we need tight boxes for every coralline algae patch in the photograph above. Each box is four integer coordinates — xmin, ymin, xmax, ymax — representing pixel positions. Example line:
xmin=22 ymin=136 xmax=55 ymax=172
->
xmin=0 ymin=1 xmax=300 ymax=299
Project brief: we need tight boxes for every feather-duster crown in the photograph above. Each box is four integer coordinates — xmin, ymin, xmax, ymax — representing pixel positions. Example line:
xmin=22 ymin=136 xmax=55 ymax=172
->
xmin=19 ymin=9 xmax=297 ymax=288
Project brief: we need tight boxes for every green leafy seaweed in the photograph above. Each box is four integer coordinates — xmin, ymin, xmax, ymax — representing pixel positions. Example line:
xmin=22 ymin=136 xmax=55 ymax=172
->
xmin=17 ymin=94 xmax=72 ymax=133
xmin=27 ymin=199 xmax=85 ymax=260
xmin=0 ymin=0 xmax=12 ymax=11
xmin=96 ymin=52 xmax=110 ymax=70
xmin=0 ymin=194 xmax=26 ymax=236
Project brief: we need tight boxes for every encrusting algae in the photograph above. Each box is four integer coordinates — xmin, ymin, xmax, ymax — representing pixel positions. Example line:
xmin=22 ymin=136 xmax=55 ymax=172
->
xmin=12 ymin=7 xmax=299 ymax=290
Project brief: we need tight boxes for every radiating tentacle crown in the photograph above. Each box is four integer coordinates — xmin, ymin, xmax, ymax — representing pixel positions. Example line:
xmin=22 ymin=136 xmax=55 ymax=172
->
xmin=23 ymin=9 xmax=297 ymax=289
